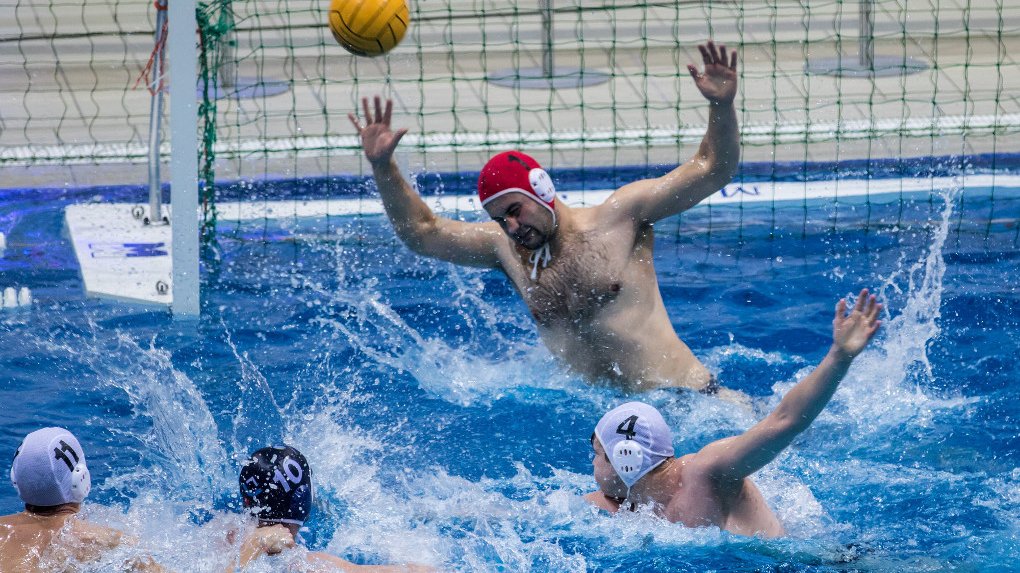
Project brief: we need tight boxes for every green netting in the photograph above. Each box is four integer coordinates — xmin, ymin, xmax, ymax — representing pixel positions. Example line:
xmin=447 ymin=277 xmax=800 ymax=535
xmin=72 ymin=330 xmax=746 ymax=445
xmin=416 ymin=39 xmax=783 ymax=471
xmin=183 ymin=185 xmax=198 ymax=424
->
xmin=2 ymin=0 xmax=156 ymax=170
xmin=2 ymin=1 xmax=1019 ymax=209
xmin=189 ymin=1 xmax=1020 ymax=178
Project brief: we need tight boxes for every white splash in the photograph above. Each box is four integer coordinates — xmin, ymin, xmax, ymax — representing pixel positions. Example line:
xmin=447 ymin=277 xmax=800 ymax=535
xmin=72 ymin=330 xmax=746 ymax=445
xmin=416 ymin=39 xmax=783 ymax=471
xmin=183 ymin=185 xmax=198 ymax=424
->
xmin=304 ymin=240 xmax=583 ymax=407
xmin=765 ymin=184 xmax=976 ymax=437
xmin=221 ymin=323 xmax=288 ymax=452
xmin=839 ymin=184 xmax=977 ymax=427
xmin=96 ymin=332 xmax=232 ymax=504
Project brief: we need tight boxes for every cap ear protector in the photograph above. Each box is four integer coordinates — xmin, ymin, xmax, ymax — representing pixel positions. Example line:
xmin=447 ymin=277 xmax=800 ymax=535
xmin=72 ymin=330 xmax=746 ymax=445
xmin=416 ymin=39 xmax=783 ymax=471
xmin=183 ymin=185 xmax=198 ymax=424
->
xmin=69 ymin=462 xmax=91 ymax=503
xmin=10 ymin=447 xmax=21 ymax=498
xmin=609 ymin=415 xmax=647 ymax=486
xmin=611 ymin=438 xmax=646 ymax=485
xmin=528 ymin=168 xmax=556 ymax=203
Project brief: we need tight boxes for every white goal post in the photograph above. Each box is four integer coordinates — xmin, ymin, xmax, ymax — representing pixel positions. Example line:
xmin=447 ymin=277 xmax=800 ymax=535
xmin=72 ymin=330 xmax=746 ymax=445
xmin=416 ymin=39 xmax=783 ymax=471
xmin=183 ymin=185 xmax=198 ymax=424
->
xmin=169 ymin=0 xmax=200 ymax=317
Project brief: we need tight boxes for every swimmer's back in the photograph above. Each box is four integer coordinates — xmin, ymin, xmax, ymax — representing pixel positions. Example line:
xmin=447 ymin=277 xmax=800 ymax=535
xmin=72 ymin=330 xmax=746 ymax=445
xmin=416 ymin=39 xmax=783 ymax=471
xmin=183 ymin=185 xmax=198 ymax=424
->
xmin=0 ymin=511 xmax=122 ymax=572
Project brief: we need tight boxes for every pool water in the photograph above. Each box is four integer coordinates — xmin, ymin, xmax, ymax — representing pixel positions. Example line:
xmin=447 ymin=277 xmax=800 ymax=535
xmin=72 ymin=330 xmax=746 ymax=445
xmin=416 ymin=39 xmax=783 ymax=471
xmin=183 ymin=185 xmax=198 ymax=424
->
xmin=1 ymin=182 xmax=1018 ymax=572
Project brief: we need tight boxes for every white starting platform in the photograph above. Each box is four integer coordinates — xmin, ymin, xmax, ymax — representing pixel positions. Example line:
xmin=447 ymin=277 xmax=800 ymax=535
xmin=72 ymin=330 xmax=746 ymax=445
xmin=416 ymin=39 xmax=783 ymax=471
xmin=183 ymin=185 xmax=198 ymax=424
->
xmin=65 ymin=203 xmax=172 ymax=306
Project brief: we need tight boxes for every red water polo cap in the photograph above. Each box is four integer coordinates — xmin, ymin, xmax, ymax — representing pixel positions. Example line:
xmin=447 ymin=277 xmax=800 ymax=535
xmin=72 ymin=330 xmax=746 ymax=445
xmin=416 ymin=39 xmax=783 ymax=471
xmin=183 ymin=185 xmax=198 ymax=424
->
xmin=477 ymin=151 xmax=556 ymax=216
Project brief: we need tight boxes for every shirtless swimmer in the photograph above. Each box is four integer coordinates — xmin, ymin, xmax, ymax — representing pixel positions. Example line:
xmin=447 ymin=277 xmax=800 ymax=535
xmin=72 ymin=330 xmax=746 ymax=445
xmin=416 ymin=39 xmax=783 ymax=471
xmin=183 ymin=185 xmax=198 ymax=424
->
xmin=0 ymin=427 xmax=167 ymax=572
xmin=349 ymin=41 xmax=741 ymax=397
xmin=585 ymin=289 xmax=883 ymax=536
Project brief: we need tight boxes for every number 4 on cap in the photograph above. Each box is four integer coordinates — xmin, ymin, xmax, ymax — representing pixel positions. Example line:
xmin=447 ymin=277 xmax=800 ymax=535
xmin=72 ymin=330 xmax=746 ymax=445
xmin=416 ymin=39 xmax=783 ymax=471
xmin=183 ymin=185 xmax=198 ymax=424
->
xmin=616 ymin=415 xmax=638 ymax=440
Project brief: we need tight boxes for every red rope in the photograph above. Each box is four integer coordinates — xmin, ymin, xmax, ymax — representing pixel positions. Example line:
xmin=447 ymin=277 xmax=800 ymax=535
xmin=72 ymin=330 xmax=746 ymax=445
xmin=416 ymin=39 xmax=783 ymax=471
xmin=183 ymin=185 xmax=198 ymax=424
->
xmin=134 ymin=1 xmax=169 ymax=94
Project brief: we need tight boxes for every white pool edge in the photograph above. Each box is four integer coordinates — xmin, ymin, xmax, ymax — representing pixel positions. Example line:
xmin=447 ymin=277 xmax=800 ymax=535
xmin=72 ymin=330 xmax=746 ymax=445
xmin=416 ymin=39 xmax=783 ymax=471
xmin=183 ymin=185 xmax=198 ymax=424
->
xmin=213 ymin=175 xmax=1020 ymax=222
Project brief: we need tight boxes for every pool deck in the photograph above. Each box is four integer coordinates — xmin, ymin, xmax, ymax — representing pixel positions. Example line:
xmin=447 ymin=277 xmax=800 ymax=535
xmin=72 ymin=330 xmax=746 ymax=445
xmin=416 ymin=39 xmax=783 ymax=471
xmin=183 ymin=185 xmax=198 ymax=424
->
xmin=2 ymin=0 xmax=1019 ymax=190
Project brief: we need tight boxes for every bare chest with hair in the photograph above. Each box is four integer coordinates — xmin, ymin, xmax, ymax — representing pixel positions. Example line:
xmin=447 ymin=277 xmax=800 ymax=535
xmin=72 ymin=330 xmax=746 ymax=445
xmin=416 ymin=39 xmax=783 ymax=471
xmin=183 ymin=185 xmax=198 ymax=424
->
xmin=504 ymin=224 xmax=651 ymax=327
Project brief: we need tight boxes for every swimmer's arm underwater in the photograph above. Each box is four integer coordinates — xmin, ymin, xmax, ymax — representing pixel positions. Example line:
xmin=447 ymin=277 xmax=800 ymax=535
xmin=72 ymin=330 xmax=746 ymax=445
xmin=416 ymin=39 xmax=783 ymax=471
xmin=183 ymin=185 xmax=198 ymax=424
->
xmin=117 ymin=537 xmax=174 ymax=573
xmin=70 ymin=523 xmax=172 ymax=573
xmin=349 ymin=96 xmax=505 ymax=269
xmin=230 ymin=523 xmax=435 ymax=572
xmin=126 ymin=556 xmax=172 ymax=573
xmin=605 ymin=42 xmax=740 ymax=226
xmin=692 ymin=289 xmax=882 ymax=486
xmin=307 ymin=552 xmax=436 ymax=572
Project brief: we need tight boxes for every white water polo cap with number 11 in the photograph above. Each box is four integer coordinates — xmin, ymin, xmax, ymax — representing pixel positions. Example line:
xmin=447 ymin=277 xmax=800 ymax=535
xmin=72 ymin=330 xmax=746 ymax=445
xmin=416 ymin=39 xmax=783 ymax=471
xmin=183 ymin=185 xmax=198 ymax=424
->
xmin=10 ymin=427 xmax=92 ymax=506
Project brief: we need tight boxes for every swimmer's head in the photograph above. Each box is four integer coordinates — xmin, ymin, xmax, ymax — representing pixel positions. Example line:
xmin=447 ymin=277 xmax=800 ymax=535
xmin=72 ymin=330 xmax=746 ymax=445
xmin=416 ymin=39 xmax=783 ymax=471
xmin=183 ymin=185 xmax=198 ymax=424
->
xmin=479 ymin=151 xmax=557 ymax=249
xmin=239 ymin=446 xmax=313 ymax=525
xmin=10 ymin=427 xmax=91 ymax=508
xmin=593 ymin=402 xmax=675 ymax=493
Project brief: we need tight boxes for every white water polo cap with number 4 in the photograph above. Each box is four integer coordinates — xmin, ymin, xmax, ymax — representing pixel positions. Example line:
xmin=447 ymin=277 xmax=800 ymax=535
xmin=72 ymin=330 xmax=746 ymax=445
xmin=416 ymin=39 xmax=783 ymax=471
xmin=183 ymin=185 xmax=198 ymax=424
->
xmin=10 ymin=427 xmax=92 ymax=506
xmin=239 ymin=445 xmax=313 ymax=525
xmin=594 ymin=402 xmax=675 ymax=488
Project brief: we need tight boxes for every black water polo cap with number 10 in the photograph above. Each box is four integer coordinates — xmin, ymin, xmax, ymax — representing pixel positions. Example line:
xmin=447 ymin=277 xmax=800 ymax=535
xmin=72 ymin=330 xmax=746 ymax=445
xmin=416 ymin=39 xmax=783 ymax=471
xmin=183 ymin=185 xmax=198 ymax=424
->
xmin=239 ymin=445 xmax=313 ymax=525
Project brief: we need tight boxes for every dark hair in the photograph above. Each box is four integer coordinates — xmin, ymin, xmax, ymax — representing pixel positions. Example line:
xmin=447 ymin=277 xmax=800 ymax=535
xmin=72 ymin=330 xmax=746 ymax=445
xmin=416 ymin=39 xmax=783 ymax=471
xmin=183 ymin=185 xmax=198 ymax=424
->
xmin=25 ymin=503 xmax=75 ymax=514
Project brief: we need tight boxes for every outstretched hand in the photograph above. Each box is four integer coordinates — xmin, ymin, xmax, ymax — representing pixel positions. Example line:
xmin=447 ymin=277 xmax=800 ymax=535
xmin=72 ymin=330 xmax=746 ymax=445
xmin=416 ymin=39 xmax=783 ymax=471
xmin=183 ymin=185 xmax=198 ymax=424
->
xmin=349 ymin=95 xmax=408 ymax=167
xmin=687 ymin=41 xmax=738 ymax=105
xmin=832 ymin=288 xmax=883 ymax=359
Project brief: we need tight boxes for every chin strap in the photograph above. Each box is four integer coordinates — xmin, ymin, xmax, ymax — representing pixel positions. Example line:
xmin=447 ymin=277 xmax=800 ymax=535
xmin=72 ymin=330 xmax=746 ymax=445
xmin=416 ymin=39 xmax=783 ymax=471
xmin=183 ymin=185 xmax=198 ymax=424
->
xmin=528 ymin=243 xmax=552 ymax=280
xmin=607 ymin=490 xmax=635 ymax=511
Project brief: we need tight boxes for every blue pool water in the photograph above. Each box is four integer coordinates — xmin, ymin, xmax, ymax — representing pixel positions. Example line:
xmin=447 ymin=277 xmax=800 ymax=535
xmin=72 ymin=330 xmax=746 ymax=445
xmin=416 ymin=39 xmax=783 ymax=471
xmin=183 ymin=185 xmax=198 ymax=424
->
xmin=1 ymin=179 xmax=1019 ymax=571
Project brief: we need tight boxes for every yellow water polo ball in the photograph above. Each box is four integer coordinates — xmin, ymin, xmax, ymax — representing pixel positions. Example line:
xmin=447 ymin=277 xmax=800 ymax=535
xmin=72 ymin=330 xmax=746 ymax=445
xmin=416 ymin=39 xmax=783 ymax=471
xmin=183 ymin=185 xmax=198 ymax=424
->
xmin=328 ymin=0 xmax=410 ymax=57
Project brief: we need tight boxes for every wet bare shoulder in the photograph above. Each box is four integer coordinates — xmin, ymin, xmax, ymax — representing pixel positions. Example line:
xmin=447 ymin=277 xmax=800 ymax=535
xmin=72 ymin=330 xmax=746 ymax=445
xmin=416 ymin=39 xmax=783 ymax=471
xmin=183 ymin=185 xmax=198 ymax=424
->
xmin=0 ymin=514 xmax=21 ymax=534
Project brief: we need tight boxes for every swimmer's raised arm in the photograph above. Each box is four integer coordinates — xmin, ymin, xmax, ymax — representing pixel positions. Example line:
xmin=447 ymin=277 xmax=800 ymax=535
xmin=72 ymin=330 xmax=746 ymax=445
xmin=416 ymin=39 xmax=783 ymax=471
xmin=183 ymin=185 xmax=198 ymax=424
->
xmin=350 ymin=96 xmax=504 ymax=268
xmin=691 ymin=289 xmax=882 ymax=486
xmin=606 ymin=41 xmax=740 ymax=225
